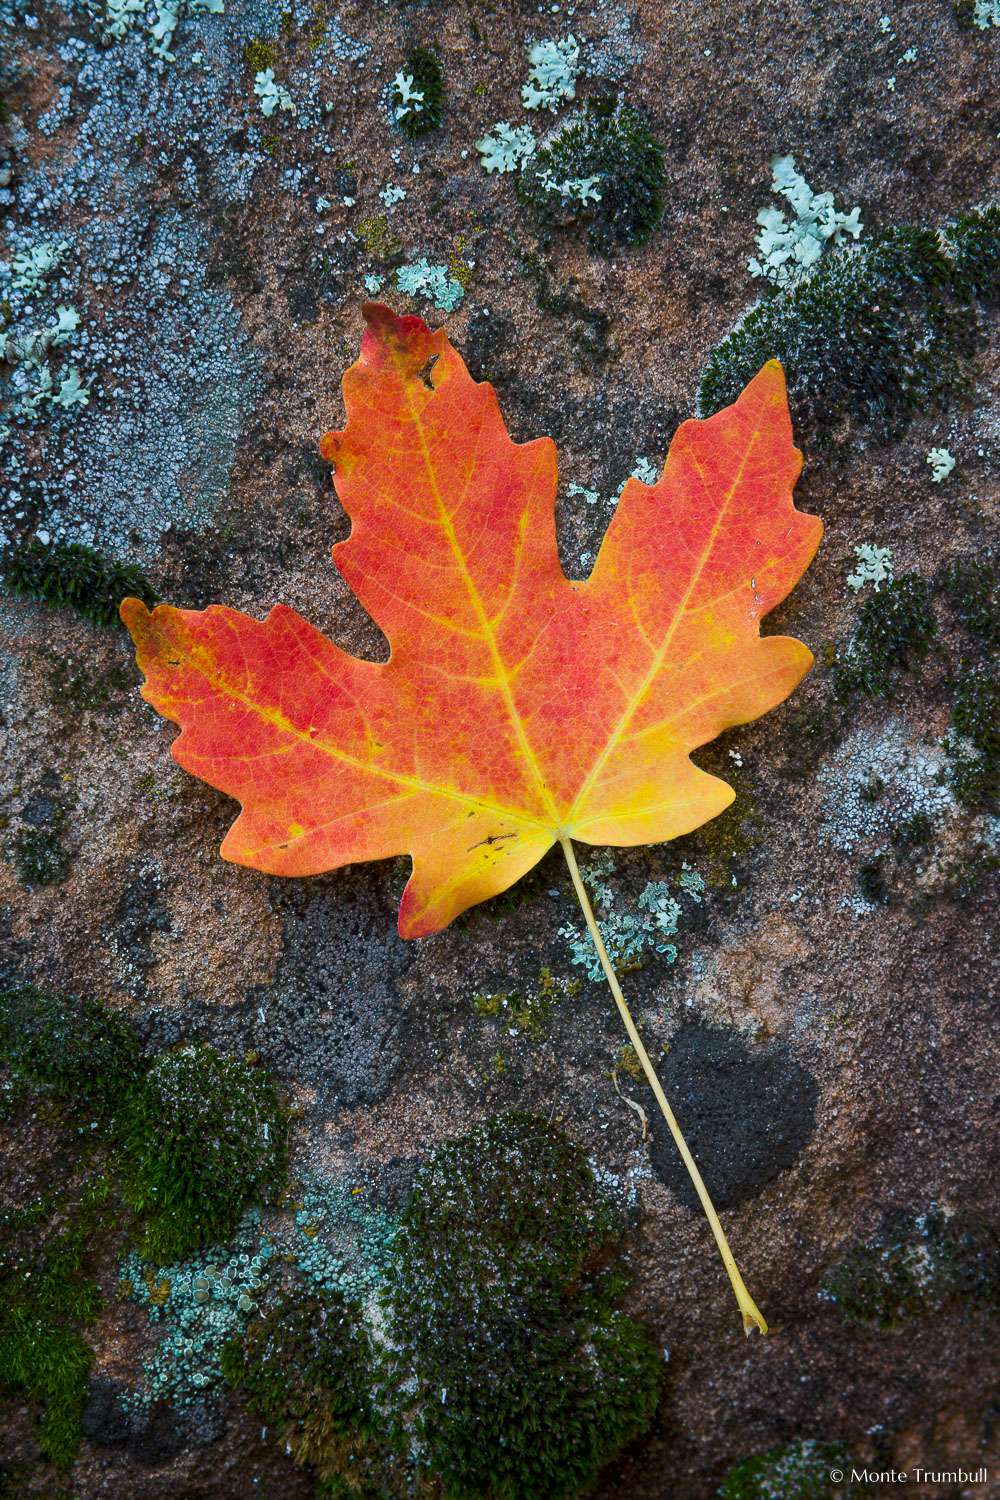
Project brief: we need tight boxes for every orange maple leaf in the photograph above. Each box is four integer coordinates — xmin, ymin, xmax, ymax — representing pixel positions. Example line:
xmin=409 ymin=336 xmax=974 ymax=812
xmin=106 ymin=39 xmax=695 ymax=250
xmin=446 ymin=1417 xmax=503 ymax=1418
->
xmin=123 ymin=304 xmax=821 ymax=941
xmin=123 ymin=304 xmax=823 ymax=1335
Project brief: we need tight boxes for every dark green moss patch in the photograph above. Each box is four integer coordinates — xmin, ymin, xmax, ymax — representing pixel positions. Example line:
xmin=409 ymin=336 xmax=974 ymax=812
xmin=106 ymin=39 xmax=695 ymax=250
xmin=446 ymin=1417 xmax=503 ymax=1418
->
xmin=0 ymin=986 xmax=145 ymax=1114
xmin=947 ymin=659 xmax=1000 ymax=808
xmin=14 ymin=823 xmax=71 ymax=887
xmin=937 ymin=559 xmax=1000 ymax=811
xmin=221 ymin=1289 xmax=375 ymax=1484
xmin=835 ymin=574 xmax=937 ymax=700
xmin=1 ymin=538 xmax=157 ymax=629
xmin=719 ymin=1440 xmax=859 ymax=1500
xmin=117 ymin=1043 xmax=287 ymax=1261
xmin=517 ymin=96 xmax=666 ymax=252
xmin=0 ymin=1174 xmax=115 ymax=1469
xmin=697 ymin=210 xmax=1000 ymax=438
xmin=392 ymin=46 xmax=444 ymax=138
xmin=822 ymin=1209 xmax=1000 ymax=1328
xmin=648 ymin=1024 xmax=818 ymax=1210
xmin=0 ymin=990 xmax=291 ymax=1465
xmin=385 ymin=1112 xmax=659 ymax=1499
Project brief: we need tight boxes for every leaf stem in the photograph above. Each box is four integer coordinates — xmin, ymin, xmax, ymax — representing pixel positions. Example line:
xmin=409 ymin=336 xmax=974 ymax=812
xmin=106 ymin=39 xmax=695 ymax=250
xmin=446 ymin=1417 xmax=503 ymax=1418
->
xmin=559 ymin=836 xmax=767 ymax=1337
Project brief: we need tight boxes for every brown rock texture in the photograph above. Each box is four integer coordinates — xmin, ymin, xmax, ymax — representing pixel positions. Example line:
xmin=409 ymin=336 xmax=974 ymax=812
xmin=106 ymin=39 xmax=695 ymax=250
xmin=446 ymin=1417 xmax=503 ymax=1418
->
xmin=1 ymin=0 xmax=999 ymax=1496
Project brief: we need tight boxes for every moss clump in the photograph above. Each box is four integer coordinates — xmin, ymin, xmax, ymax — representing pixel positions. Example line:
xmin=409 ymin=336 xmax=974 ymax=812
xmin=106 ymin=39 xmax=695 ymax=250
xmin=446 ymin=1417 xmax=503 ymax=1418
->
xmin=384 ymin=1112 xmax=660 ymax=1499
xmin=221 ymin=1289 xmax=376 ymax=1483
xmin=939 ymin=559 xmax=1000 ymax=810
xmin=0 ymin=986 xmax=145 ymax=1115
xmin=698 ymin=218 xmax=991 ymax=438
xmin=948 ymin=203 xmax=1000 ymax=304
xmin=947 ymin=659 xmax=1000 ymax=808
xmin=473 ymin=969 xmax=580 ymax=1041
xmin=822 ymin=1210 xmax=1000 ymax=1328
xmin=391 ymin=46 xmax=444 ymax=139
xmin=0 ymin=1176 xmax=115 ymax=1469
xmin=517 ymin=95 xmax=666 ymax=252
xmin=939 ymin=557 xmax=1000 ymax=647
xmin=117 ymin=1043 xmax=286 ymax=1261
xmin=14 ymin=824 xmax=71 ymax=887
xmin=718 ymin=1440 xmax=855 ymax=1500
xmin=835 ymin=573 xmax=937 ymax=699
xmin=1 ymin=539 xmax=157 ymax=629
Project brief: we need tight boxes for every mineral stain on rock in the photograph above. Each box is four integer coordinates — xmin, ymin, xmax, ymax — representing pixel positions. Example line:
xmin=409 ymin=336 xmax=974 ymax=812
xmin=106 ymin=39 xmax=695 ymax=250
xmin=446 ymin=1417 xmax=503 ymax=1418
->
xmin=648 ymin=1021 xmax=818 ymax=1211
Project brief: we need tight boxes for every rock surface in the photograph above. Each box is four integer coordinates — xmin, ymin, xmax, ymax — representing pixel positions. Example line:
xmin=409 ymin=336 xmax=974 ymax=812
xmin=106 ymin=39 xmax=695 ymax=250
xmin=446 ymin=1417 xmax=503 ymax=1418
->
xmin=1 ymin=0 xmax=999 ymax=1496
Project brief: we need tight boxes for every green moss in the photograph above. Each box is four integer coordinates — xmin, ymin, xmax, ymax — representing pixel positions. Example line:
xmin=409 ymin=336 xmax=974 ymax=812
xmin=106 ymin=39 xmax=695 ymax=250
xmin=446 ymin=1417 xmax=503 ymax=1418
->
xmin=937 ymin=560 xmax=1000 ymax=810
xmin=947 ymin=659 xmax=1000 ymax=808
xmin=0 ymin=986 xmax=146 ymax=1115
xmin=835 ymin=573 xmax=937 ymax=700
xmin=947 ymin=204 xmax=1000 ymax=304
xmin=680 ymin=759 xmax=769 ymax=885
xmin=822 ymin=1210 xmax=1000 ymax=1328
xmin=392 ymin=46 xmax=445 ymax=139
xmin=698 ymin=219 xmax=989 ymax=438
xmin=517 ymin=95 xmax=666 ymax=252
xmin=221 ymin=1289 xmax=376 ymax=1483
xmin=241 ymin=36 xmax=277 ymax=71
xmin=117 ymin=1043 xmax=287 ymax=1261
xmin=939 ymin=557 xmax=1000 ymax=647
xmin=1 ymin=539 xmax=158 ymax=629
xmin=14 ymin=824 xmax=71 ymax=887
xmin=719 ymin=1440 xmax=856 ymax=1500
xmin=384 ymin=1112 xmax=660 ymax=1499
xmin=473 ymin=968 xmax=581 ymax=1040
xmin=0 ymin=1176 xmax=115 ymax=1469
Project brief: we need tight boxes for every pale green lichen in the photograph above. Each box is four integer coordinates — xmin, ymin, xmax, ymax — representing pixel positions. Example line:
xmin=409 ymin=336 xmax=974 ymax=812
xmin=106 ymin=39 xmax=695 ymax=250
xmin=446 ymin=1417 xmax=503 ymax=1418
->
xmin=396 ymin=258 xmax=465 ymax=313
xmin=476 ymin=121 xmax=537 ymax=174
xmin=521 ymin=35 xmax=581 ymax=112
xmin=559 ymin=855 xmax=705 ymax=980
xmin=927 ymin=446 xmax=955 ymax=481
xmin=254 ymin=67 xmax=295 ymax=117
xmin=749 ymin=154 xmax=863 ymax=286
xmin=847 ymin=543 xmax=893 ymax=592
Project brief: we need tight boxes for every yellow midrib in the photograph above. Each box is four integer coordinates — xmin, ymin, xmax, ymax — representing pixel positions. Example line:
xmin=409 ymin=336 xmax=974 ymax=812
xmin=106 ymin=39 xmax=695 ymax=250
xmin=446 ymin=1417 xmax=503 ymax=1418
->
xmin=563 ymin=424 xmax=760 ymax=826
xmin=398 ymin=352 xmax=563 ymax=829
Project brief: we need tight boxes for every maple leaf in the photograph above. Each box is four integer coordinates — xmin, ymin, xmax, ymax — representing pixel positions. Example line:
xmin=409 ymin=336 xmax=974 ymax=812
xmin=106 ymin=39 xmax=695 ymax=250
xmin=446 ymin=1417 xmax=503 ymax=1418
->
xmin=123 ymin=304 xmax=821 ymax=941
xmin=122 ymin=303 xmax=822 ymax=1336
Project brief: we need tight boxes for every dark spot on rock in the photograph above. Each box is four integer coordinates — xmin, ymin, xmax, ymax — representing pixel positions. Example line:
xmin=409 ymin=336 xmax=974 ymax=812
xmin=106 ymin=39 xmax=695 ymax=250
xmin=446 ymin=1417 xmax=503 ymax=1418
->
xmin=348 ymin=1154 xmax=419 ymax=1212
xmin=286 ymin=282 xmax=318 ymax=324
xmin=20 ymin=794 xmax=58 ymax=826
xmin=331 ymin=167 xmax=357 ymax=199
xmin=463 ymin=308 xmax=516 ymax=385
xmin=647 ymin=1022 xmax=818 ymax=1211
xmin=103 ymin=871 xmax=172 ymax=994
xmin=80 ymin=1378 xmax=131 ymax=1447
xmin=81 ymin=1382 xmax=225 ymax=1461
